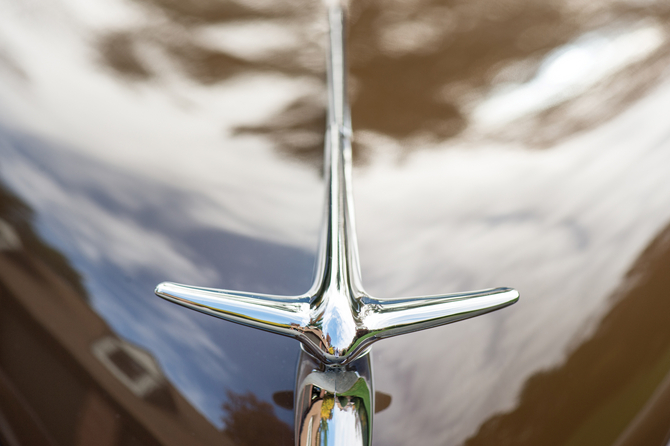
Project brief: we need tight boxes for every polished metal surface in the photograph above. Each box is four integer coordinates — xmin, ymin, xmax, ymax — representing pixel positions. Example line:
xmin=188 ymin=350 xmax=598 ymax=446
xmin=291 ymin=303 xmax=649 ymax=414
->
xmin=155 ymin=3 xmax=517 ymax=445
xmin=294 ymin=350 xmax=373 ymax=446
xmin=155 ymin=2 xmax=519 ymax=366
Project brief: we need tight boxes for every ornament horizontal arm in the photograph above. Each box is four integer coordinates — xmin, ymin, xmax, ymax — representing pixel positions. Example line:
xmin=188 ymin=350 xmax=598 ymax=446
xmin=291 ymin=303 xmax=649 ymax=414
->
xmin=362 ymin=287 xmax=519 ymax=335
xmin=155 ymin=282 xmax=311 ymax=333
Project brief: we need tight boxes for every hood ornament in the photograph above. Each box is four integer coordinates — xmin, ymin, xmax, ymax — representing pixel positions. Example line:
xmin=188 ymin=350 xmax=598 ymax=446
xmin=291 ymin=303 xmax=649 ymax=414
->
xmin=155 ymin=2 xmax=518 ymax=444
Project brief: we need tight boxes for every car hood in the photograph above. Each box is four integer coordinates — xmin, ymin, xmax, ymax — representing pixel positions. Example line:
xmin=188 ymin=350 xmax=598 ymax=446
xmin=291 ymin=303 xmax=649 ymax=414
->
xmin=1 ymin=0 xmax=670 ymax=445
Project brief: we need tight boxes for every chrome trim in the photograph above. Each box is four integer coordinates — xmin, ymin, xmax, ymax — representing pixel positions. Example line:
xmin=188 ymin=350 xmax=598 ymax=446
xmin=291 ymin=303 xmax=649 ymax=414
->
xmin=154 ymin=3 xmax=518 ymax=365
xmin=294 ymin=350 xmax=372 ymax=446
xmin=155 ymin=2 xmax=518 ymax=444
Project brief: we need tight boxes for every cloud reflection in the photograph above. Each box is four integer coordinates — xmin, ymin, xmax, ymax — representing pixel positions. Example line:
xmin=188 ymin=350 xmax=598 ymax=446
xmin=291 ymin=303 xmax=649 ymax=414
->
xmin=473 ymin=22 xmax=666 ymax=128
xmin=6 ymin=0 xmax=669 ymax=169
xmin=360 ymin=77 xmax=670 ymax=445
xmin=0 ymin=128 xmax=312 ymax=428
xmin=2 ymin=0 xmax=670 ymax=443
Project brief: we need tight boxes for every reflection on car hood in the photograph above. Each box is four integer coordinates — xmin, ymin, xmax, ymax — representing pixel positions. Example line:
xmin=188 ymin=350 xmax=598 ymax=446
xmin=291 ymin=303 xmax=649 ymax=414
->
xmin=1 ymin=0 xmax=670 ymax=444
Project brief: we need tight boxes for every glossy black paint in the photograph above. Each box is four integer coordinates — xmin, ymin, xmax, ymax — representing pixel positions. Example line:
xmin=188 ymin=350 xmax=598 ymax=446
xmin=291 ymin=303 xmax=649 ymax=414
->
xmin=0 ymin=124 xmax=314 ymax=444
xmin=2 ymin=0 xmax=670 ymax=445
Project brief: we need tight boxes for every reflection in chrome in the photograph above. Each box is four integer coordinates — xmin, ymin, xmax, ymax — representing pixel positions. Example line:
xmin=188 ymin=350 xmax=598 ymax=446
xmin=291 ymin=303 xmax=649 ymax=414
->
xmin=155 ymin=2 xmax=518 ymax=445
xmin=155 ymin=3 xmax=518 ymax=368
xmin=295 ymin=350 xmax=372 ymax=446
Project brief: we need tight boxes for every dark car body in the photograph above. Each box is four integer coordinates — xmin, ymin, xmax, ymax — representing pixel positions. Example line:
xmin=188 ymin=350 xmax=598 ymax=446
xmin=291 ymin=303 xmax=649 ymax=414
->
xmin=2 ymin=0 xmax=670 ymax=445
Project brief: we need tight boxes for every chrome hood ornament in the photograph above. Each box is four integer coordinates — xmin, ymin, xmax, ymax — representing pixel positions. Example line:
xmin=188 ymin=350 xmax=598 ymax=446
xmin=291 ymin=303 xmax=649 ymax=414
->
xmin=155 ymin=2 xmax=518 ymax=444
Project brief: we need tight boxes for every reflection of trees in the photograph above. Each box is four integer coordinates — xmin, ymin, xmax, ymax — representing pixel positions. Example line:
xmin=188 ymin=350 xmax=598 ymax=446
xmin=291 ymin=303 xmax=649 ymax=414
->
xmin=465 ymin=220 xmax=670 ymax=445
xmin=347 ymin=0 xmax=670 ymax=149
xmin=0 ymin=178 xmax=85 ymax=298
xmin=139 ymin=0 xmax=293 ymax=24
xmin=98 ymin=0 xmax=670 ymax=162
xmin=100 ymin=0 xmax=323 ymax=83
xmin=99 ymin=0 xmax=326 ymax=165
xmin=233 ymin=96 xmax=327 ymax=170
xmin=350 ymin=0 xmax=575 ymax=146
xmin=348 ymin=0 xmax=571 ymax=141
xmin=222 ymin=391 xmax=293 ymax=446
xmin=100 ymin=33 xmax=153 ymax=80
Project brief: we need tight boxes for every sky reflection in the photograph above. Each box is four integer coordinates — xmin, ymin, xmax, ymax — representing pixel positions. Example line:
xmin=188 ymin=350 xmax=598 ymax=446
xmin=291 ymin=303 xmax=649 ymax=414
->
xmin=359 ymin=76 xmax=670 ymax=446
xmin=0 ymin=128 xmax=313 ymax=428
xmin=1 ymin=0 xmax=670 ymax=444
xmin=473 ymin=22 xmax=666 ymax=128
